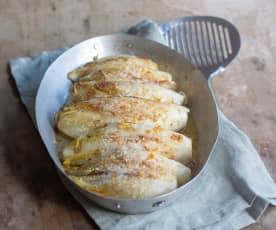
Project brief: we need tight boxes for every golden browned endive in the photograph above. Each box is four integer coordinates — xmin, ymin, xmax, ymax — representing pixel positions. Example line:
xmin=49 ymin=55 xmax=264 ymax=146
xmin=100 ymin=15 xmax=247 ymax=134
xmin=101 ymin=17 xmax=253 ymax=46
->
xmin=68 ymin=55 xmax=159 ymax=81
xmin=56 ymin=97 xmax=189 ymax=138
xmin=63 ymin=146 xmax=191 ymax=198
xmin=71 ymin=81 xmax=186 ymax=104
xmin=61 ymin=123 xmax=192 ymax=164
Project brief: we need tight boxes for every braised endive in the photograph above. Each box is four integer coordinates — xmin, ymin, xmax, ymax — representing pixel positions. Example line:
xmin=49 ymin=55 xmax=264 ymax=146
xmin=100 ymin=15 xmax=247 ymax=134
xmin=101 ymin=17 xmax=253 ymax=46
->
xmin=71 ymin=81 xmax=186 ymax=104
xmin=56 ymin=97 xmax=189 ymax=138
xmin=61 ymin=123 xmax=192 ymax=164
xmin=63 ymin=146 xmax=191 ymax=198
xmin=55 ymin=55 xmax=193 ymax=198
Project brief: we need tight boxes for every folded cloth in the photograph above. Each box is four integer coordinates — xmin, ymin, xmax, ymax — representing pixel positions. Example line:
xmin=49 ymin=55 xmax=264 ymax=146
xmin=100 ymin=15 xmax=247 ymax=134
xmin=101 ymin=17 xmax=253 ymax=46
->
xmin=9 ymin=19 xmax=276 ymax=230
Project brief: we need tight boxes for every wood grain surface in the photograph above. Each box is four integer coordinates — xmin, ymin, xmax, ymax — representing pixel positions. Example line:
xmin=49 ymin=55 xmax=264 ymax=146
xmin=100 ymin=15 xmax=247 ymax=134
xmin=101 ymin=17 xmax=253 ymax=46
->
xmin=0 ymin=0 xmax=276 ymax=229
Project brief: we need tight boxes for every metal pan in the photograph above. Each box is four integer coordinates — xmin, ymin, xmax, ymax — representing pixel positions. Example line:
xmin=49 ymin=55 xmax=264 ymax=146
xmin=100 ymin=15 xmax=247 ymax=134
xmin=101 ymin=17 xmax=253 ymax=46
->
xmin=35 ymin=34 xmax=218 ymax=214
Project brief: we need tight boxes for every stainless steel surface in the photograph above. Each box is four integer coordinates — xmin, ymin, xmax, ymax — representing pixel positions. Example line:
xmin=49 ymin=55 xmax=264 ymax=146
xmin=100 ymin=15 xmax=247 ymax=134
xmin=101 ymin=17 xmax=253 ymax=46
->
xmin=161 ymin=16 xmax=241 ymax=77
xmin=35 ymin=34 xmax=219 ymax=214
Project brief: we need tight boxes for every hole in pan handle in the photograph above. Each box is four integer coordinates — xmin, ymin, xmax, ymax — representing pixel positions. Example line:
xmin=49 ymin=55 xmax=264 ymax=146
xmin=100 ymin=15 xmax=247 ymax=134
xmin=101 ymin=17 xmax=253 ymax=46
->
xmin=152 ymin=200 xmax=166 ymax=208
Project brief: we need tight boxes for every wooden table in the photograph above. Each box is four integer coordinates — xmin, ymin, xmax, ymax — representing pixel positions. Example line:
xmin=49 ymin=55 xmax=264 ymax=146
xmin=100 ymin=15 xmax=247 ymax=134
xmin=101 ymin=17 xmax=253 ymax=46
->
xmin=1 ymin=0 xmax=275 ymax=229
